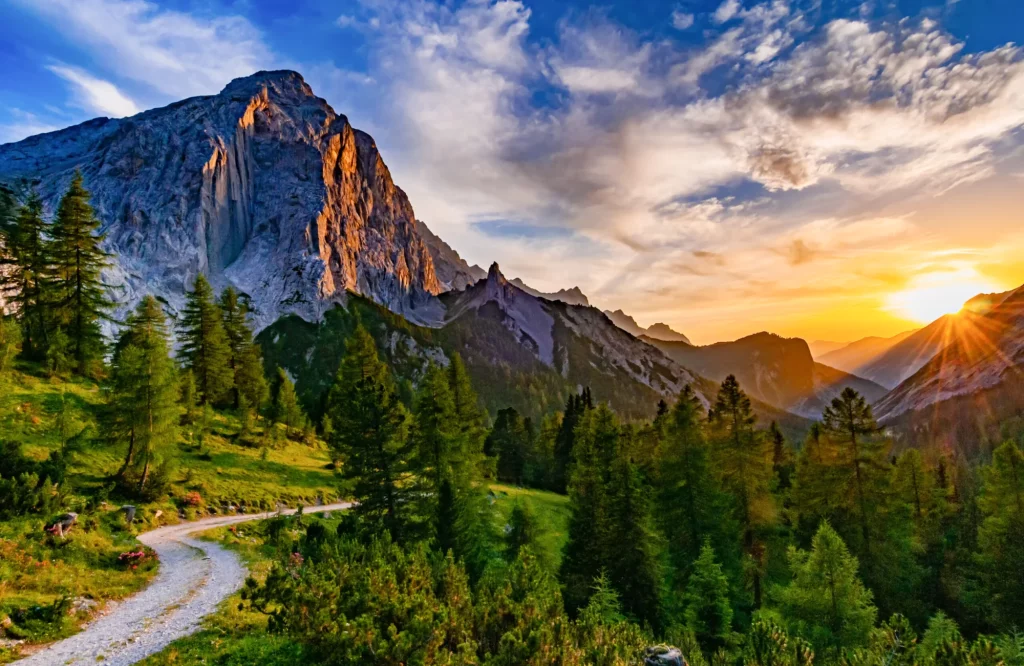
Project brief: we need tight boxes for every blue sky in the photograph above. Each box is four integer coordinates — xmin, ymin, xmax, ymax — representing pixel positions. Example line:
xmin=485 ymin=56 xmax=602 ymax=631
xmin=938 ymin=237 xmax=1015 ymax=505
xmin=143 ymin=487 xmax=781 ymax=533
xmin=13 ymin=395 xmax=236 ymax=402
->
xmin=2 ymin=0 xmax=1023 ymax=343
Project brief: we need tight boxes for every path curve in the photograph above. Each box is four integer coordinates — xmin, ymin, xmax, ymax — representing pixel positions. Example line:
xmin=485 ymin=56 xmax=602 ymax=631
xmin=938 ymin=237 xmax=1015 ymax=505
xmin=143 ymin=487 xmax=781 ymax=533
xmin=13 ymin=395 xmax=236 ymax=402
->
xmin=16 ymin=503 xmax=351 ymax=666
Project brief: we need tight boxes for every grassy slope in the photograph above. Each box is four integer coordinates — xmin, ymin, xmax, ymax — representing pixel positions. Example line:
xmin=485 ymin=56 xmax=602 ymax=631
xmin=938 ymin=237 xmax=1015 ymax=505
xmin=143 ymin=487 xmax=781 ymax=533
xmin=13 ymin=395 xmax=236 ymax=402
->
xmin=489 ymin=483 xmax=571 ymax=569
xmin=0 ymin=365 xmax=337 ymax=661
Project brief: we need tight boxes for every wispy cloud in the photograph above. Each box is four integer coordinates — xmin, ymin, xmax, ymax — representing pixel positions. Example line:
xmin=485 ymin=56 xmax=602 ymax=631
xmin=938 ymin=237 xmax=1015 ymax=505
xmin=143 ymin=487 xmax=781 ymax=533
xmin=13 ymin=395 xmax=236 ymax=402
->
xmin=47 ymin=65 xmax=140 ymax=117
xmin=15 ymin=0 xmax=275 ymax=99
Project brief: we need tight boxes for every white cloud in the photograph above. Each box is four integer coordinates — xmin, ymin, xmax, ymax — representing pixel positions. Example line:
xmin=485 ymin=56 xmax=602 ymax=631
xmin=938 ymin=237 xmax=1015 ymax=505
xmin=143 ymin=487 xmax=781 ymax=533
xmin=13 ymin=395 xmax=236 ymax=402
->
xmin=671 ymin=10 xmax=695 ymax=30
xmin=47 ymin=65 xmax=140 ymax=117
xmin=713 ymin=0 xmax=742 ymax=24
xmin=15 ymin=0 xmax=275 ymax=99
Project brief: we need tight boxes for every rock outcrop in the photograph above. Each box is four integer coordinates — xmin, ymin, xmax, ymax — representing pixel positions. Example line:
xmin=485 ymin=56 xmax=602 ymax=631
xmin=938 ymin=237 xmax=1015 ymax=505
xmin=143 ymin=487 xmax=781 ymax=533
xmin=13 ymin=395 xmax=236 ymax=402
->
xmin=415 ymin=219 xmax=485 ymax=292
xmin=0 ymin=70 xmax=442 ymax=330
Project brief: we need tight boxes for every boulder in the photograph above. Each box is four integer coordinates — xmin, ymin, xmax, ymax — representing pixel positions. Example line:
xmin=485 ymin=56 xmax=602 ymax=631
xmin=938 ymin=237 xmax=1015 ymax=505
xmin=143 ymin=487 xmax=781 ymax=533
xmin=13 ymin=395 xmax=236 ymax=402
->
xmin=122 ymin=505 xmax=136 ymax=523
xmin=644 ymin=646 xmax=687 ymax=666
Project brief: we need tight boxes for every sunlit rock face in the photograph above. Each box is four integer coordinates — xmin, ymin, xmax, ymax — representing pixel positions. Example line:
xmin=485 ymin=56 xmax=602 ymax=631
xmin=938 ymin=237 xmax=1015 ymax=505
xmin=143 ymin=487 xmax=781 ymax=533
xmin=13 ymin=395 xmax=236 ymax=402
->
xmin=0 ymin=70 xmax=442 ymax=331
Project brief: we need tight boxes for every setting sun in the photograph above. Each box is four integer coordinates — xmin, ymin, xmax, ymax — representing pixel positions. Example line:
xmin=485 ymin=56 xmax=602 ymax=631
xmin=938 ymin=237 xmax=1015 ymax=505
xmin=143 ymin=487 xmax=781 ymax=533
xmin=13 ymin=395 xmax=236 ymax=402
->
xmin=886 ymin=276 xmax=999 ymax=324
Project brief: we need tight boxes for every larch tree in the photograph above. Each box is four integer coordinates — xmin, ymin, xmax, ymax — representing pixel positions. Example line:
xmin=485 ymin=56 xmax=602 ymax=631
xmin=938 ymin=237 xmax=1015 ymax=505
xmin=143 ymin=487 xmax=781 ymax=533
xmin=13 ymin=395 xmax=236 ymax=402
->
xmin=106 ymin=296 xmax=178 ymax=492
xmin=708 ymin=374 xmax=775 ymax=609
xmin=820 ymin=388 xmax=889 ymax=559
xmin=976 ymin=441 xmax=1024 ymax=630
xmin=49 ymin=172 xmax=111 ymax=373
xmin=658 ymin=385 xmax=740 ymax=602
xmin=2 ymin=192 xmax=53 ymax=359
xmin=326 ymin=325 xmax=415 ymax=542
xmin=177 ymin=274 xmax=234 ymax=405
xmin=777 ymin=521 xmax=877 ymax=657
xmin=685 ymin=540 xmax=734 ymax=654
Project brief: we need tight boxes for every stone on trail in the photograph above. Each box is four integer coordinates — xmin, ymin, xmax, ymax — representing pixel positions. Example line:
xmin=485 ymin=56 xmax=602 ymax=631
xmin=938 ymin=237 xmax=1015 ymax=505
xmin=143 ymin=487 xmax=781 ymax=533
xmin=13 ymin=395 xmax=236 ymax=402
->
xmin=644 ymin=645 xmax=687 ymax=666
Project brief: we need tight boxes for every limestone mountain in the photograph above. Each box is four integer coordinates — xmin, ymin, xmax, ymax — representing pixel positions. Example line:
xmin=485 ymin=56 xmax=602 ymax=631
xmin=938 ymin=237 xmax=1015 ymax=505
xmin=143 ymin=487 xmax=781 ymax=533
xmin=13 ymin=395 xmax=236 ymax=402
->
xmin=0 ymin=70 xmax=443 ymax=330
xmin=647 ymin=332 xmax=887 ymax=418
xmin=875 ymin=283 xmax=1024 ymax=456
xmin=604 ymin=309 xmax=691 ymax=344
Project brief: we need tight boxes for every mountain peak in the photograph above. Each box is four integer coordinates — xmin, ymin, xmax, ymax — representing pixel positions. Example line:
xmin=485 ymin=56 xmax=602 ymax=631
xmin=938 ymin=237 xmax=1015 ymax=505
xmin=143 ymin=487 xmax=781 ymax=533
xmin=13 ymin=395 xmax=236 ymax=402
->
xmin=219 ymin=70 xmax=312 ymax=98
xmin=487 ymin=262 xmax=506 ymax=284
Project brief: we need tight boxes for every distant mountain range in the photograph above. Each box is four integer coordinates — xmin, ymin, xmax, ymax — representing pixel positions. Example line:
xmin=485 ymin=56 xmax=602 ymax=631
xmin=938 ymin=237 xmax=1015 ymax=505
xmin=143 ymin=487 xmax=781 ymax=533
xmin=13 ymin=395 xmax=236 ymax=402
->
xmin=646 ymin=332 xmax=887 ymax=419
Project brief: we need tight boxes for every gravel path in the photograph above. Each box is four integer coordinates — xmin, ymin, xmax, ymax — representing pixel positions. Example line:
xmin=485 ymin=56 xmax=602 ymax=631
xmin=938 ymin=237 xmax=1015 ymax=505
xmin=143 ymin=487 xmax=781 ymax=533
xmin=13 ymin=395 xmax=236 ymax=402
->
xmin=16 ymin=503 xmax=351 ymax=666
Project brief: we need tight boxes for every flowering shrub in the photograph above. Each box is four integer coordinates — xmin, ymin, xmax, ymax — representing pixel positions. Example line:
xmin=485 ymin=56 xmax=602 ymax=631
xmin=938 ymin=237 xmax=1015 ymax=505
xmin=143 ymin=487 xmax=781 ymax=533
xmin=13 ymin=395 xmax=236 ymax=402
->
xmin=117 ymin=549 xmax=148 ymax=570
xmin=182 ymin=491 xmax=203 ymax=507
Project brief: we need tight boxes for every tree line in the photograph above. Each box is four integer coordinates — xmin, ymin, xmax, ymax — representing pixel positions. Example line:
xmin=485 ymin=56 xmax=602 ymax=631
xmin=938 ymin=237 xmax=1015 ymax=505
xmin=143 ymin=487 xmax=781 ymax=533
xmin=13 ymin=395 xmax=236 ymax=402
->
xmin=245 ymin=329 xmax=1024 ymax=664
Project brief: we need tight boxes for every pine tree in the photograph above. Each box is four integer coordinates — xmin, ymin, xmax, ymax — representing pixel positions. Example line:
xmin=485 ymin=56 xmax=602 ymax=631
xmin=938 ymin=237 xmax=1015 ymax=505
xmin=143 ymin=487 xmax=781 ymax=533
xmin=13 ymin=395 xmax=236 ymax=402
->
xmin=685 ymin=540 xmax=734 ymax=654
xmin=505 ymin=501 xmax=540 ymax=563
xmin=105 ymin=296 xmax=179 ymax=492
xmin=49 ymin=172 xmax=111 ymax=373
xmin=976 ymin=441 xmax=1024 ymax=630
xmin=821 ymin=387 xmax=888 ymax=559
xmin=219 ymin=287 xmax=267 ymax=410
xmin=326 ymin=325 xmax=416 ymax=541
xmin=553 ymin=391 xmax=586 ymax=493
xmin=604 ymin=438 xmax=665 ymax=632
xmin=560 ymin=404 xmax=616 ymax=615
xmin=2 ymin=192 xmax=53 ymax=359
xmin=778 ymin=521 xmax=877 ymax=656
xmin=659 ymin=386 xmax=740 ymax=602
xmin=177 ymin=274 xmax=233 ymax=405
xmin=708 ymin=375 xmax=774 ymax=608
xmin=270 ymin=367 xmax=303 ymax=430
xmin=448 ymin=353 xmax=487 ymax=476
xmin=487 ymin=407 xmax=531 ymax=485
xmin=770 ymin=421 xmax=794 ymax=491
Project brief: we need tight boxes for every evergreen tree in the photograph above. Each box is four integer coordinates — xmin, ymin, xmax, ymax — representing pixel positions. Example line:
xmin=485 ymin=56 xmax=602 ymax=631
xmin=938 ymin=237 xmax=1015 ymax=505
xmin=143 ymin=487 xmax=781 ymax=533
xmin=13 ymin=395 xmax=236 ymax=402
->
xmin=685 ymin=540 xmax=734 ymax=654
xmin=770 ymin=421 xmax=794 ymax=491
xmin=777 ymin=521 xmax=877 ymax=656
xmin=177 ymin=274 xmax=233 ymax=405
xmin=553 ymin=392 xmax=585 ymax=494
xmin=105 ymin=296 xmax=178 ymax=492
xmin=604 ymin=439 xmax=665 ymax=633
xmin=708 ymin=375 xmax=775 ymax=608
xmin=487 ymin=407 xmax=531 ymax=485
xmin=976 ymin=441 xmax=1024 ymax=630
xmin=2 ymin=192 xmax=53 ymax=358
xmin=505 ymin=501 xmax=540 ymax=563
xmin=659 ymin=386 xmax=740 ymax=603
xmin=560 ymin=404 xmax=616 ymax=615
xmin=326 ymin=325 xmax=416 ymax=542
xmin=821 ymin=388 xmax=887 ymax=559
xmin=49 ymin=172 xmax=111 ymax=372
xmin=270 ymin=367 xmax=304 ymax=430
xmin=219 ymin=287 xmax=267 ymax=410
xmin=447 ymin=353 xmax=487 ymax=476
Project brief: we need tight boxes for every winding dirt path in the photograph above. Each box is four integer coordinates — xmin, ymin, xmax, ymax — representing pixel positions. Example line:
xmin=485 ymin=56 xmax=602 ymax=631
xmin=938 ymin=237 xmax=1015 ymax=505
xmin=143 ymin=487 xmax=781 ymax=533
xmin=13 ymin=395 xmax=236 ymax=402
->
xmin=15 ymin=503 xmax=351 ymax=666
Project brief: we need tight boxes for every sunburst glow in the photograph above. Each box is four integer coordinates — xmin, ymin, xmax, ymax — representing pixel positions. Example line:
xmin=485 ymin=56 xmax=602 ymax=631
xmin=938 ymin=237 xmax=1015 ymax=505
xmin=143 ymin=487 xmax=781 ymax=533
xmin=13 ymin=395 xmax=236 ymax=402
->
xmin=886 ymin=273 xmax=999 ymax=324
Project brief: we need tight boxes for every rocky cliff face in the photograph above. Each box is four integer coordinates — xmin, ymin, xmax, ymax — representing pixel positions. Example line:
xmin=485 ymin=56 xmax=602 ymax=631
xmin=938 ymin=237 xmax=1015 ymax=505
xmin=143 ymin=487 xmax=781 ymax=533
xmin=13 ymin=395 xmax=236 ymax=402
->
xmin=0 ymin=70 xmax=442 ymax=330
xmin=415 ymin=219 xmax=485 ymax=292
